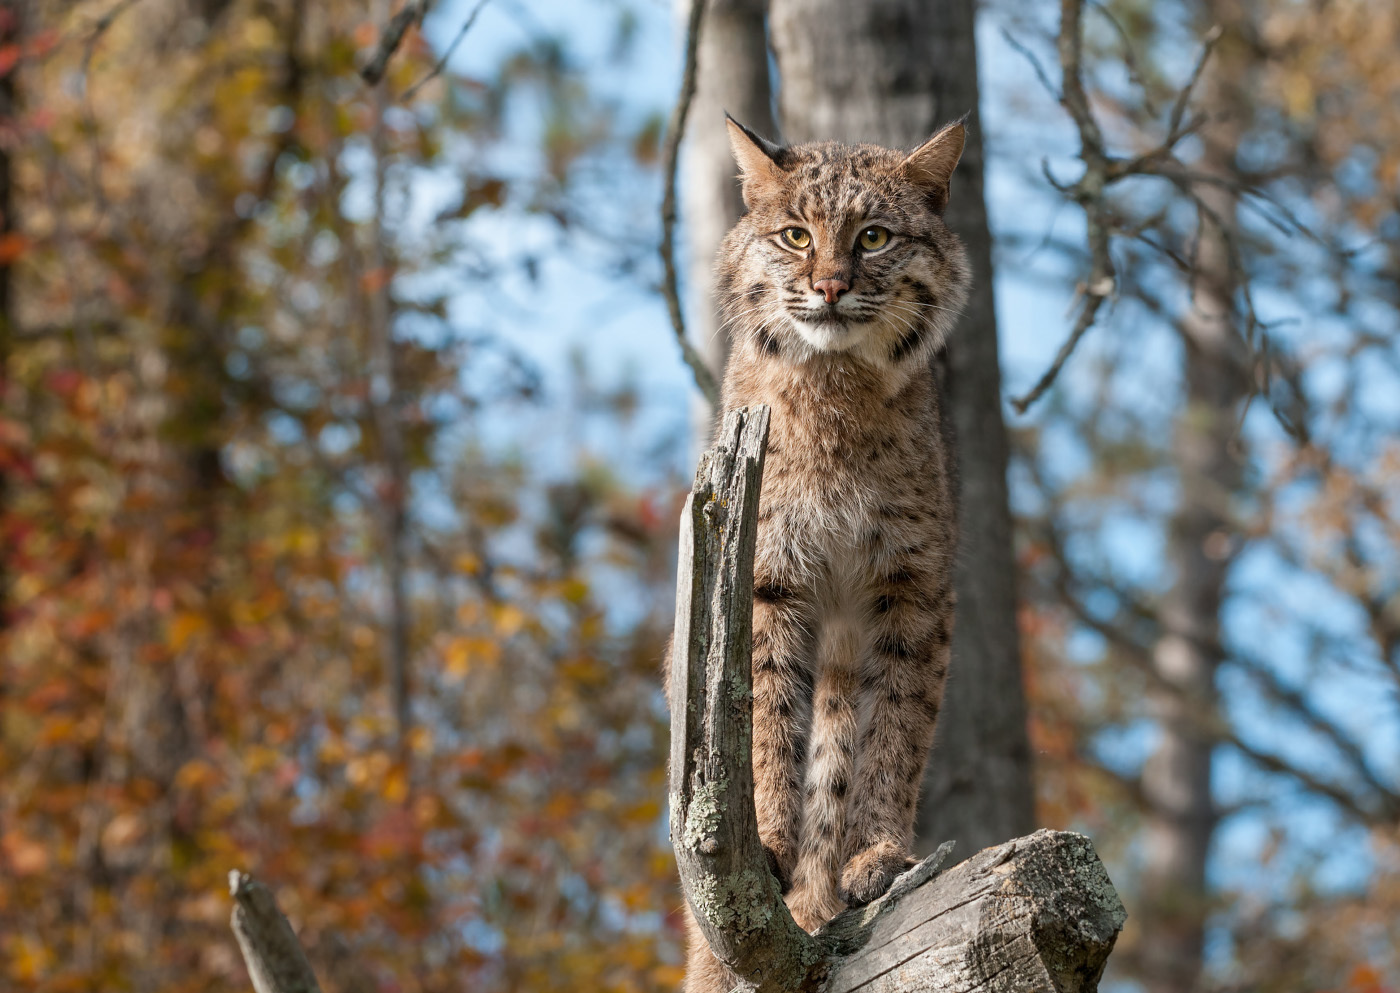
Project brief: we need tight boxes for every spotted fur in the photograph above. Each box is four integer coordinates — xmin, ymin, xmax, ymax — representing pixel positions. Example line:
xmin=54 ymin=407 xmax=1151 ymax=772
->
xmin=681 ymin=118 xmax=970 ymax=993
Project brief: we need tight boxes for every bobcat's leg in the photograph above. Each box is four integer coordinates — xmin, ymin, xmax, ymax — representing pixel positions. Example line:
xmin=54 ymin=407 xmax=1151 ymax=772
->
xmin=841 ymin=571 xmax=952 ymax=906
xmin=787 ymin=613 xmax=863 ymax=932
xmin=749 ymin=579 xmax=816 ymax=893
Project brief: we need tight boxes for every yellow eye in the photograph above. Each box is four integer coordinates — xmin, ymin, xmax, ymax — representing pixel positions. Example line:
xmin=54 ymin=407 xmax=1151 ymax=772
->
xmin=780 ymin=227 xmax=812 ymax=250
xmin=858 ymin=226 xmax=890 ymax=251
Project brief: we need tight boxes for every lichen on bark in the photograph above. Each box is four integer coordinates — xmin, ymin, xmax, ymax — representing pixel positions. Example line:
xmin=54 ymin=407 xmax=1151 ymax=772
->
xmin=682 ymin=774 xmax=729 ymax=851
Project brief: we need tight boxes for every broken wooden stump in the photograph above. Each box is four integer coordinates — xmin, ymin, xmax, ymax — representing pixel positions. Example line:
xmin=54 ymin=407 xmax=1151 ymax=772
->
xmin=229 ymin=870 xmax=324 ymax=993
xmin=668 ymin=405 xmax=1126 ymax=992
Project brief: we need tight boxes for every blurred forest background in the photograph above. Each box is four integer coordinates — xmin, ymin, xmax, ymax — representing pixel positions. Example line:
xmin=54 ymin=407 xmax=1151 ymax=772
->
xmin=0 ymin=0 xmax=1397 ymax=990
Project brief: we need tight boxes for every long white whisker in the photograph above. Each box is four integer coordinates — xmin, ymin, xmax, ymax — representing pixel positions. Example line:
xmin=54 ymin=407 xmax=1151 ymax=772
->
xmin=881 ymin=301 xmax=929 ymax=319
xmin=886 ymin=312 xmax=920 ymax=337
xmin=885 ymin=297 xmax=963 ymax=317
xmin=709 ymin=304 xmax=772 ymax=346
xmin=881 ymin=304 xmax=936 ymax=330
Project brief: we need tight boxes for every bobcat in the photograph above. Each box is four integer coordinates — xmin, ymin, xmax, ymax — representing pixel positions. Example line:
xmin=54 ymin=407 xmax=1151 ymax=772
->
xmin=680 ymin=116 xmax=970 ymax=993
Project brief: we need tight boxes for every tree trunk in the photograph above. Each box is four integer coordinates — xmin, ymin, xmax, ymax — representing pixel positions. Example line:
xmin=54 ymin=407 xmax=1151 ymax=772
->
xmin=680 ymin=0 xmax=774 ymax=446
xmin=767 ymin=0 xmax=1034 ymax=860
xmin=1137 ymin=11 xmax=1249 ymax=991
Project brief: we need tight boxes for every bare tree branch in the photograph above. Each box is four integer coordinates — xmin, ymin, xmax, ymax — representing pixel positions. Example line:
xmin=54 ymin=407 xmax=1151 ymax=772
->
xmin=999 ymin=27 xmax=1061 ymax=103
xmin=1010 ymin=281 xmax=1112 ymax=415
xmin=1010 ymin=0 xmax=1117 ymax=414
xmin=1027 ymin=505 xmax=1400 ymax=827
xmin=360 ymin=0 xmax=431 ymax=86
xmin=1166 ymin=26 xmax=1223 ymax=144
xmin=659 ymin=0 xmax=721 ymax=407
xmin=1010 ymin=5 xmax=1226 ymax=414
xmin=1087 ymin=0 xmax=1157 ymax=114
xmin=400 ymin=0 xmax=490 ymax=101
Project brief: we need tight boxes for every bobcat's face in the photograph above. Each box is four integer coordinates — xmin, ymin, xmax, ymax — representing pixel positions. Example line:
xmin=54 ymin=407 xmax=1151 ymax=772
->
xmin=717 ymin=120 xmax=971 ymax=369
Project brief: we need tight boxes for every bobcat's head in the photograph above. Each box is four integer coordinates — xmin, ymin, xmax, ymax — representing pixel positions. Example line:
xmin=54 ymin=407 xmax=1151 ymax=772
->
xmin=717 ymin=117 xmax=971 ymax=369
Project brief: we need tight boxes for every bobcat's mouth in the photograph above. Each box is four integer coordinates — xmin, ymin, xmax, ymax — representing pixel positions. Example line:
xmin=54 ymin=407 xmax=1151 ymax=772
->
xmin=788 ymin=311 xmax=866 ymax=352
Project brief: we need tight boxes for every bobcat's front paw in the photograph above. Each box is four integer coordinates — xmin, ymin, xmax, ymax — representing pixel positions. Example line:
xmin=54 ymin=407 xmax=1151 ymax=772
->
xmin=762 ymin=841 xmax=796 ymax=894
xmin=839 ymin=842 xmax=918 ymax=906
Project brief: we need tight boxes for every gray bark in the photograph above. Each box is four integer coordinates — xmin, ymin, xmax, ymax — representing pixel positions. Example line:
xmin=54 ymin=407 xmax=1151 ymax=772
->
xmin=668 ymin=404 xmax=819 ymax=991
xmin=670 ymin=407 xmax=1125 ymax=992
xmin=767 ymin=0 xmax=1035 ymax=860
xmin=680 ymin=0 xmax=774 ymax=444
xmin=229 ymin=871 xmax=325 ymax=993
xmin=820 ymin=831 xmax=1126 ymax=993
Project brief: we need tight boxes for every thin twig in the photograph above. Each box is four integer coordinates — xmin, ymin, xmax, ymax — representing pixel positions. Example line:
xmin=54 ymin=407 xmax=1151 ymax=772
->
xmin=1000 ymin=27 xmax=1061 ymax=102
xmin=659 ymin=0 xmax=720 ymax=406
xmin=1087 ymin=0 xmax=1156 ymax=116
xmin=1224 ymin=735 xmax=1391 ymax=825
xmin=360 ymin=0 xmax=431 ymax=85
xmin=1011 ymin=282 xmax=1112 ymax=414
xmin=400 ymin=0 xmax=490 ymax=101
xmin=1166 ymin=25 xmax=1223 ymax=143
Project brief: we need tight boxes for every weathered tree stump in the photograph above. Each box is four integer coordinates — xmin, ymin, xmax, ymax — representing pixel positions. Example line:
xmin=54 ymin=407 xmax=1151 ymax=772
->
xmin=228 ymin=871 xmax=324 ymax=993
xmin=669 ymin=405 xmax=1126 ymax=992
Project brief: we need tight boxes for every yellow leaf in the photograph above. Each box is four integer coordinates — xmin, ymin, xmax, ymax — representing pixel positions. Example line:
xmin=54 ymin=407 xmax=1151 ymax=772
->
xmin=244 ymin=745 xmax=283 ymax=775
xmin=625 ymin=800 xmax=661 ymax=824
xmin=9 ymin=934 xmax=54 ymax=980
xmin=444 ymin=636 xmax=499 ymax=675
xmin=493 ymin=604 xmax=526 ymax=637
xmin=38 ymin=715 xmax=79 ymax=745
xmin=383 ymin=766 xmax=409 ymax=804
xmin=454 ymin=553 xmax=481 ymax=574
xmin=288 ymin=527 xmax=319 ymax=555
xmin=444 ymin=638 xmax=473 ymax=676
xmin=318 ymin=735 xmax=346 ymax=765
xmin=168 ymin=612 xmax=209 ymax=652
xmin=175 ymin=758 xmax=216 ymax=790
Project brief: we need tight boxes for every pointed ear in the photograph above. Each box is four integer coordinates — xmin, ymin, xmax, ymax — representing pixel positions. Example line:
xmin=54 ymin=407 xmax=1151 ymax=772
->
xmin=901 ymin=118 xmax=966 ymax=213
xmin=726 ymin=113 xmax=787 ymax=207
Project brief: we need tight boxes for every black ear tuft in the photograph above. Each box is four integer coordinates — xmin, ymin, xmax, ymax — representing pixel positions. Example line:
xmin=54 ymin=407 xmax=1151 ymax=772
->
xmin=724 ymin=113 xmax=790 ymax=167
xmin=725 ymin=114 xmax=791 ymax=206
xmin=900 ymin=119 xmax=967 ymax=214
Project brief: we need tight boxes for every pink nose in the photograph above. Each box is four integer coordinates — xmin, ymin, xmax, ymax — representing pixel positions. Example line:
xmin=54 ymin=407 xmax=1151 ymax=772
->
xmin=813 ymin=278 xmax=849 ymax=304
